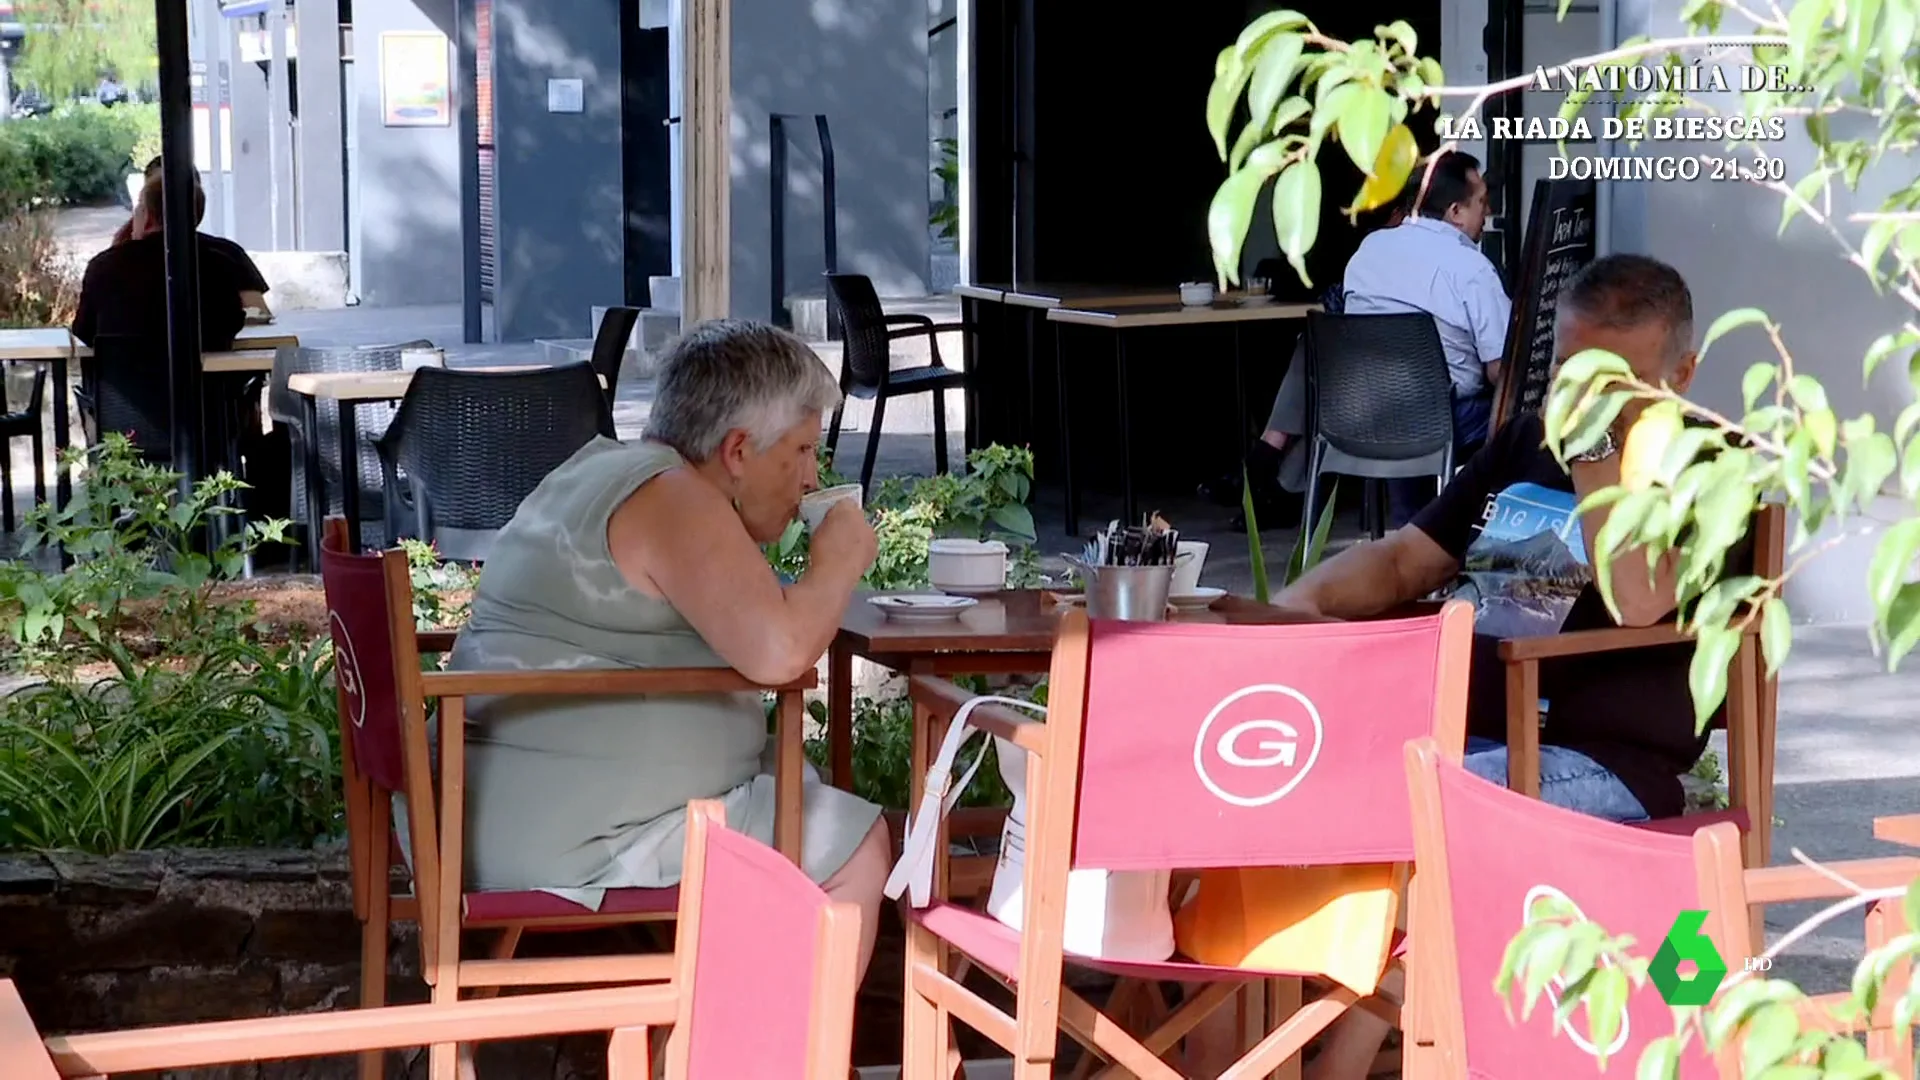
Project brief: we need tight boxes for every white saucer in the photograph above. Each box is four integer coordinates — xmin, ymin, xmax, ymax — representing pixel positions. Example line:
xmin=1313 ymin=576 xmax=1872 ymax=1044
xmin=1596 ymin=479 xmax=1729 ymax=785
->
xmin=870 ymin=594 xmax=979 ymax=622
xmin=1168 ymin=587 xmax=1227 ymax=612
xmin=933 ymin=583 xmax=1003 ymax=596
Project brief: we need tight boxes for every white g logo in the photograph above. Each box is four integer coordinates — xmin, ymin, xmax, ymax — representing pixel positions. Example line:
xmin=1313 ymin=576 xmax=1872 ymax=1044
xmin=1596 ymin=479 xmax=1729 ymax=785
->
xmin=1192 ymin=685 xmax=1324 ymax=807
xmin=1522 ymin=884 xmax=1629 ymax=1058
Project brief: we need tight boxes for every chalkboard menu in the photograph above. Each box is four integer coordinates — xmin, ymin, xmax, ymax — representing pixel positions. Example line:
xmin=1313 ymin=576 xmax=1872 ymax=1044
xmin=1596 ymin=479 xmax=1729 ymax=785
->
xmin=1493 ymin=178 xmax=1598 ymax=431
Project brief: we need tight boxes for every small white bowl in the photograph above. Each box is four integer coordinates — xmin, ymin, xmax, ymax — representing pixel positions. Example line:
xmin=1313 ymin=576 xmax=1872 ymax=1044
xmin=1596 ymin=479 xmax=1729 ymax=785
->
xmin=928 ymin=538 xmax=1009 ymax=594
xmin=799 ymin=484 xmax=864 ymax=531
xmin=1179 ymin=281 xmax=1216 ymax=307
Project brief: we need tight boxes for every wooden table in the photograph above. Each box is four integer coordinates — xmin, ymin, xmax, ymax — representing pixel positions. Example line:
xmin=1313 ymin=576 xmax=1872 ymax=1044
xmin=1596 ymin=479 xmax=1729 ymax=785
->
xmin=1045 ymin=299 xmax=1321 ymax=535
xmin=826 ymin=589 xmax=1313 ymax=793
xmin=0 ymin=329 xmax=297 ymax=510
xmin=289 ymin=365 xmax=605 ymax=552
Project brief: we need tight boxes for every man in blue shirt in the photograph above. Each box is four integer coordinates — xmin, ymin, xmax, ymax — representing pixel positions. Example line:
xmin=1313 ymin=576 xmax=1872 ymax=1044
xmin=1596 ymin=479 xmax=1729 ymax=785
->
xmin=1201 ymin=151 xmax=1511 ymax=531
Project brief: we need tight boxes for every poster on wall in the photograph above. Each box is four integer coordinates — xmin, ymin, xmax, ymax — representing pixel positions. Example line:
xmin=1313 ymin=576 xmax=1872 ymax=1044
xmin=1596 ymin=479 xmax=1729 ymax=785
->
xmin=380 ymin=31 xmax=451 ymax=127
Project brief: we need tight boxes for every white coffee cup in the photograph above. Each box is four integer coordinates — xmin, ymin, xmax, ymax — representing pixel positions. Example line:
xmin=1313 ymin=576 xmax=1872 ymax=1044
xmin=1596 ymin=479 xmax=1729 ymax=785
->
xmin=799 ymin=483 xmax=863 ymax=531
xmin=1170 ymin=540 xmax=1210 ymax=595
xmin=1179 ymin=281 xmax=1216 ymax=307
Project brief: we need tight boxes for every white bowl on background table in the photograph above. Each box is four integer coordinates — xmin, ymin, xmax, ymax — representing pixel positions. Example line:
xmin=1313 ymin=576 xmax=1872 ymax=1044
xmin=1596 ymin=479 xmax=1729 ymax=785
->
xmin=928 ymin=538 xmax=1009 ymax=594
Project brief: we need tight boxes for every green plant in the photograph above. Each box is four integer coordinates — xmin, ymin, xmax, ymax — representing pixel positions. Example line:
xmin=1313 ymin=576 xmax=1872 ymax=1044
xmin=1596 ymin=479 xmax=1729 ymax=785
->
xmin=0 ymin=103 xmax=158 ymax=207
xmin=0 ymin=437 xmax=341 ymax=853
xmin=1240 ymin=471 xmax=1339 ymax=603
xmin=1206 ymin=0 xmax=1920 ymax=1072
xmin=12 ymin=0 xmax=157 ymax=102
xmin=769 ymin=444 xmax=1042 ymax=592
xmin=930 ymin=137 xmax=959 ymax=242
xmin=400 ymin=539 xmax=479 ymax=629
xmin=0 ymin=437 xmax=290 ymax=670
xmin=0 ymin=208 xmax=78 ymax=328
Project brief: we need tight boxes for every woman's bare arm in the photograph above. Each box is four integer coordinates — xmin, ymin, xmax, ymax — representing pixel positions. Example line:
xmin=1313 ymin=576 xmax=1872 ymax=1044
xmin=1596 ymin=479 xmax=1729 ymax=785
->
xmin=609 ymin=468 xmax=868 ymax=684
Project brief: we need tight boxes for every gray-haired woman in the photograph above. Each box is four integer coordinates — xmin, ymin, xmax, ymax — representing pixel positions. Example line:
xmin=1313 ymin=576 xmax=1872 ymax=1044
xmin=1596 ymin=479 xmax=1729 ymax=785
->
xmin=450 ymin=319 xmax=888 ymax=976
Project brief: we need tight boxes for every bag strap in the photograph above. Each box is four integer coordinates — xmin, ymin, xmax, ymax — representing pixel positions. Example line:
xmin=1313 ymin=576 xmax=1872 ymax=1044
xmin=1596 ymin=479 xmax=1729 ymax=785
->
xmin=883 ymin=694 xmax=1049 ymax=907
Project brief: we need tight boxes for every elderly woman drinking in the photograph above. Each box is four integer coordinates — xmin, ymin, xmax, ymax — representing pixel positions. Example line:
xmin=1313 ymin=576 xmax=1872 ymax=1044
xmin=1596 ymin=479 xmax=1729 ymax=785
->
xmin=449 ymin=319 xmax=889 ymax=975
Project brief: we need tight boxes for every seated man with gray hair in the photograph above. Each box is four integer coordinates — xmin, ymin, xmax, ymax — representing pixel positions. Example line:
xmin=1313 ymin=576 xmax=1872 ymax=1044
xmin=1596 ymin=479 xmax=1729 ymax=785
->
xmin=450 ymin=319 xmax=891 ymax=983
xmin=1196 ymin=252 xmax=1742 ymax=1080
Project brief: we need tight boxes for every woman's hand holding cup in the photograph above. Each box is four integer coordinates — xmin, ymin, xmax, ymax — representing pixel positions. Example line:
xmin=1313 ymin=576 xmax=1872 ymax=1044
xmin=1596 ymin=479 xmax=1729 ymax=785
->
xmin=810 ymin=498 xmax=878 ymax=578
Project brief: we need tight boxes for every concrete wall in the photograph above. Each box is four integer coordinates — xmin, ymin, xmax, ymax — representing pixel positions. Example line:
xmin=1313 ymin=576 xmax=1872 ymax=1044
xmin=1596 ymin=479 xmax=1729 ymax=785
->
xmin=352 ymin=0 xmax=462 ymax=308
xmin=1609 ymin=0 xmax=1915 ymax=624
xmin=488 ymin=0 xmax=626 ymax=341
xmin=730 ymin=0 xmax=931 ymax=320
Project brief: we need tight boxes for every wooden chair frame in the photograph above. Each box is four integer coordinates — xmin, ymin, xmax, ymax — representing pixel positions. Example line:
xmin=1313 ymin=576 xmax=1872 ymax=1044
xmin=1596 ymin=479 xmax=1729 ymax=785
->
xmin=10 ymin=809 xmax=858 ymax=1080
xmin=320 ymin=518 xmax=814 ymax=1080
xmin=1405 ymin=737 xmax=1918 ymax=1077
xmin=1496 ymin=504 xmax=1785 ymax=903
xmin=901 ymin=605 xmax=1474 ymax=1080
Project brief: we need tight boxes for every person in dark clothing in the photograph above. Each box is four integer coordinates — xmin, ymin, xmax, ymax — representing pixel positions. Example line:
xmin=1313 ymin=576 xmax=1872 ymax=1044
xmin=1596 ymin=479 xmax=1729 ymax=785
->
xmin=1234 ymin=254 xmax=1743 ymax=1080
xmin=74 ymin=174 xmax=250 ymax=352
xmin=111 ymin=157 xmax=272 ymax=317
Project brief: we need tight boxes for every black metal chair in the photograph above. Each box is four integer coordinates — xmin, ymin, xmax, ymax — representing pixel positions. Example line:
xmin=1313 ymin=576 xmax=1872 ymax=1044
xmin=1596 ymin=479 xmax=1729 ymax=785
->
xmin=374 ymin=362 xmax=613 ymax=563
xmin=590 ymin=306 xmax=641 ymax=404
xmin=0 ymin=362 xmax=48 ymax=533
xmin=1301 ymin=312 xmax=1456 ymax=540
xmin=268 ymin=342 xmax=426 ymax=559
xmin=81 ymin=336 xmax=175 ymax=465
xmin=822 ymin=273 xmax=968 ymax=495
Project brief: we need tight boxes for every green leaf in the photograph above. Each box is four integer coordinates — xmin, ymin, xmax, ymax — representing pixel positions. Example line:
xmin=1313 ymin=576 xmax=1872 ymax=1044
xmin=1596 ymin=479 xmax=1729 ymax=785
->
xmin=1689 ymin=624 xmax=1742 ymax=730
xmin=1247 ymin=34 xmax=1306 ymax=134
xmin=1741 ymin=1001 xmax=1799 ymax=1073
xmin=1863 ymin=330 xmax=1920 ymax=381
xmin=1701 ymin=308 xmax=1772 ymax=355
xmin=1338 ymin=88 xmax=1393 ymax=177
xmin=1906 ymin=880 xmax=1920 ymax=959
xmin=1881 ymin=582 xmax=1920 ymax=671
xmin=1585 ymin=965 xmax=1630 ymax=1066
xmin=1805 ymin=409 xmax=1838 ymax=460
xmin=1227 ymin=122 xmax=1269 ymax=175
xmin=1741 ymin=363 xmax=1777 ymax=412
xmin=1636 ymin=1035 xmax=1682 ymax=1080
xmin=1868 ymin=519 xmax=1920 ymax=614
xmin=1864 ymin=218 xmax=1902 ymax=275
xmin=1267 ymin=96 xmax=1311 ymax=137
xmin=1207 ymin=47 xmax=1257 ymax=160
xmin=1351 ymin=123 xmax=1418 ymax=213
xmin=1312 ymin=81 xmax=1360 ymax=141
xmin=1843 ymin=0 xmax=1883 ymax=74
xmin=1208 ymin=163 xmax=1277 ymax=287
xmin=1235 ymin=9 xmax=1310 ymax=58
xmin=1417 ymin=57 xmax=1444 ymax=87
xmin=1270 ymin=162 xmax=1322 ymax=287
xmin=987 ymin=503 xmax=1036 ymax=542
xmin=1244 ymin=467 xmax=1271 ymax=604
xmin=1761 ymin=597 xmax=1793 ymax=679
xmin=1786 ymin=0 xmax=1834 ymax=74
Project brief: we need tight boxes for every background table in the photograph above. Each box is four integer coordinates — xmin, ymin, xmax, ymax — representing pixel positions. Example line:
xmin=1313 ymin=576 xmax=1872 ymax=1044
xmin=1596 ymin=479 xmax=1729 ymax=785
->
xmin=1046 ymin=299 xmax=1320 ymax=534
xmin=0 ymin=330 xmax=297 ymax=510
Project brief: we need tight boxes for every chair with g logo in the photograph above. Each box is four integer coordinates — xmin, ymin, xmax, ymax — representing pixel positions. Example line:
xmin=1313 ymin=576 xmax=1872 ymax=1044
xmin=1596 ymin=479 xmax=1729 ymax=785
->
xmin=898 ymin=602 xmax=1475 ymax=1080
xmin=1403 ymin=736 xmax=1918 ymax=1078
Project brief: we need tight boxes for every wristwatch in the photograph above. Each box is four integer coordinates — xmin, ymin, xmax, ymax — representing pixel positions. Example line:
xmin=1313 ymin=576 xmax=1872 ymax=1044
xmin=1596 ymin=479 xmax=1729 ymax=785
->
xmin=1570 ymin=425 xmax=1620 ymax=464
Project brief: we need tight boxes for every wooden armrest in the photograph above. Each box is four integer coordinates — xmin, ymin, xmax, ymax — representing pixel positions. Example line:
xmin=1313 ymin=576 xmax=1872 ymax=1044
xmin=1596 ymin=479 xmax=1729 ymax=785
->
xmin=885 ymin=322 xmax=965 ymax=342
xmin=416 ymin=630 xmax=458 ymax=654
xmin=418 ymin=668 xmax=816 ymax=698
xmin=1875 ymin=815 xmax=1920 ymax=848
xmin=1743 ymin=857 xmax=1920 ymax=905
xmin=906 ymin=675 xmax=1048 ymax=754
xmin=1498 ymin=613 xmax=1767 ymax=663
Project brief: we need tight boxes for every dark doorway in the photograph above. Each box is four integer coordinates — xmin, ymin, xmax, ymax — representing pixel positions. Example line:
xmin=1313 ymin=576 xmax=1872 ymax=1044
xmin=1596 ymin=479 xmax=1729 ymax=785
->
xmin=620 ymin=4 xmax=671 ymax=307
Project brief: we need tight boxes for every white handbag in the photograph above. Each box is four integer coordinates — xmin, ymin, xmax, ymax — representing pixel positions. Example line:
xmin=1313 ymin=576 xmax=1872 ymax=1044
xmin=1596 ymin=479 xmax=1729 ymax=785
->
xmin=884 ymin=694 xmax=1176 ymax=962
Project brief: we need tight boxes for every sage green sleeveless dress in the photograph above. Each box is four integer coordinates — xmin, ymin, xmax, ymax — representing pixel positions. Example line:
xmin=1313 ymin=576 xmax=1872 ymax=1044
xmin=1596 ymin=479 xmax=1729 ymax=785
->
xmin=448 ymin=437 xmax=880 ymax=907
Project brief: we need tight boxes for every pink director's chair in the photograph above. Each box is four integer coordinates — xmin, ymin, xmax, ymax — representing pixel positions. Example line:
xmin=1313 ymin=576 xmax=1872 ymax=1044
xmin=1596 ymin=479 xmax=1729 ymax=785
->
xmin=1404 ymin=736 xmax=1919 ymax=1078
xmin=7 ymin=803 xmax=859 ymax=1080
xmin=318 ymin=518 xmax=815 ymax=1080
xmin=900 ymin=603 xmax=1475 ymax=1080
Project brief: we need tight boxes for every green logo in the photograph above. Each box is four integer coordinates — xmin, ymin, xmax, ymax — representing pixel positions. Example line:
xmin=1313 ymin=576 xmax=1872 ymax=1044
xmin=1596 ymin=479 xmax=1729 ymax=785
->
xmin=1650 ymin=910 xmax=1728 ymax=1005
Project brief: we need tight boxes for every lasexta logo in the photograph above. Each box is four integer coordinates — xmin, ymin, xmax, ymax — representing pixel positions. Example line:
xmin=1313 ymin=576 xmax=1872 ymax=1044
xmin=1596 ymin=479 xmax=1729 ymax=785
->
xmin=1650 ymin=910 xmax=1729 ymax=1005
